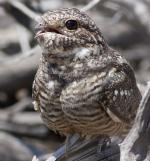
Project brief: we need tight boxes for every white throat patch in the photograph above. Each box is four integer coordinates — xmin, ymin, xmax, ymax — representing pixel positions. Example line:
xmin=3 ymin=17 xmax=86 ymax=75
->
xmin=75 ymin=48 xmax=91 ymax=59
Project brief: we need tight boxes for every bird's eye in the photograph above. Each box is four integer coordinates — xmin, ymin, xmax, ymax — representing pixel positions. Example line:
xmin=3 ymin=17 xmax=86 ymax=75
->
xmin=65 ymin=20 xmax=78 ymax=30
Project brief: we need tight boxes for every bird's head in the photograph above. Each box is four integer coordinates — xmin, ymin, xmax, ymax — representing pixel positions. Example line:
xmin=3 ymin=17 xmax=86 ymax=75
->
xmin=35 ymin=8 xmax=107 ymax=56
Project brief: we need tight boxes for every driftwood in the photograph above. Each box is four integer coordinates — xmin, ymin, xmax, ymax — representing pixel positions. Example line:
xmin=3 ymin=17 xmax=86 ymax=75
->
xmin=0 ymin=132 xmax=33 ymax=161
xmin=120 ymin=82 xmax=150 ymax=161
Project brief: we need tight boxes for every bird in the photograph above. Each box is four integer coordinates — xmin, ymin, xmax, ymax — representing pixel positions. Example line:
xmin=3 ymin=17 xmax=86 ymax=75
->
xmin=32 ymin=8 xmax=141 ymax=144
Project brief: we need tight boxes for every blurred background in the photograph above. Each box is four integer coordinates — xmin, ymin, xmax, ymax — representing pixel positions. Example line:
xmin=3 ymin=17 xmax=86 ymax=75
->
xmin=0 ymin=0 xmax=149 ymax=161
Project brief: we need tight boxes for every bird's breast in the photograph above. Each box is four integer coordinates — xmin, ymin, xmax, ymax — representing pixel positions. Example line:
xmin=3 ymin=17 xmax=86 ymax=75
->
xmin=35 ymin=68 xmax=74 ymax=134
xmin=60 ymin=74 xmax=123 ymax=136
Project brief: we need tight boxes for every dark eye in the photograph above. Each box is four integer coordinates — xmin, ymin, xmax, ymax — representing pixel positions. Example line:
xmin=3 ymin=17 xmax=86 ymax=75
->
xmin=65 ymin=20 xmax=78 ymax=30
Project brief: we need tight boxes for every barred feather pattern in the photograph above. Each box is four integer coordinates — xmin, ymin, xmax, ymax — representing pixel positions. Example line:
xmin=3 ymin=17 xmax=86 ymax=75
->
xmin=33 ymin=58 xmax=73 ymax=134
xmin=33 ymin=8 xmax=141 ymax=138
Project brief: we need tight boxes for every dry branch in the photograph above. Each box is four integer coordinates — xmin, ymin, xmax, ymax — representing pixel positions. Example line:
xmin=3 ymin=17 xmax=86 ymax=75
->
xmin=107 ymin=0 xmax=150 ymax=33
xmin=0 ymin=132 xmax=33 ymax=161
xmin=0 ymin=97 xmax=48 ymax=137
xmin=0 ymin=46 xmax=41 ymax=95
xmin=120 ymin=82 xmax=150 ymax=161
xmin=81 ymin=0 xmax=101 ymax=12
xmin=8 ymin=0 xmax=40 ymax=21
xmin=0 ymin=112 xmax=48 ymax=137
xmin=1 ymin=0 xmax=40 ymax=21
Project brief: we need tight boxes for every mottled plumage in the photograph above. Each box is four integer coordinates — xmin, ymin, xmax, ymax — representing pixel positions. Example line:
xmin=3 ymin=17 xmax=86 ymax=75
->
xmin=33 ymin=8 xmax=141 ymax=138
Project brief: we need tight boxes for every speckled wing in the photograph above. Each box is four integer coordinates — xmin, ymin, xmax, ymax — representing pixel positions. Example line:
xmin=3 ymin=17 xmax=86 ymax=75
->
xmin=98 ymin=63 xmax=142 ymax=123
xmin=60 ymin=62 xmax=141 ymax=125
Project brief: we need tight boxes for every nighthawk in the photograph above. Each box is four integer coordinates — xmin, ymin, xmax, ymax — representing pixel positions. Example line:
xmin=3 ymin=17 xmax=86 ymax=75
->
xmin=33 ymin=8 xmax=141 ymax=140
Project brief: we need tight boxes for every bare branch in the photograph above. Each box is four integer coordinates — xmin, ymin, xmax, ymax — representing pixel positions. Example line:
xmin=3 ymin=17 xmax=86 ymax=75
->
xmin=0 ymin=46 xmax=41 ymax=95
xmin=16 ymin=24 xmax=31 ymax=54
xmin=32 ymin=156 xmax=39 ymax=161
xmin=0 ymin=132 xmax=33 ymax=161
xmin=120 ymin=82 xmax=150 ymax=161
xmin=81 ymin=0 xmax=101 ymax=12
xmin=109 ymin=0 xmax=150 ymax=32
xmin=7 ymin=0 xmax=40 ymax=21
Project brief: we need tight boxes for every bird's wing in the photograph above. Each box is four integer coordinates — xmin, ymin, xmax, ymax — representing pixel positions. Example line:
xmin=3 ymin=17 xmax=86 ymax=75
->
xmin=60 ymin=62 xmax=141 ymax=125
xmin=98 ymin=63 xmax=141 ymax=124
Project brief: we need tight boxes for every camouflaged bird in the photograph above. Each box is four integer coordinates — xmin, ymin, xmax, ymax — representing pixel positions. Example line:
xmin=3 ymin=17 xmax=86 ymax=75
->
xmin=32 ymin=8 xmax=141 ymax=138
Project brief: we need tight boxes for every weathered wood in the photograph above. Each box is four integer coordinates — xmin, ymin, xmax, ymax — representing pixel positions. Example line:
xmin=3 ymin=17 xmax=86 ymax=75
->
xmin=0 ymin=97 xmax=48 ymax=137
xmin=0 ymin=46 xmax=41 ymax=95
xmin=35 ymin=135 xmax=120 ymax=161
xmin=0 ymin=132 xmax=33 ymax=161
xmin=120 ymin=82 xmax=150 ymax=161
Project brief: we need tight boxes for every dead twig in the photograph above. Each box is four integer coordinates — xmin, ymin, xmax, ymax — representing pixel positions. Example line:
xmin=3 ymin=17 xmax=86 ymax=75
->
xmin=81 ymin=0 xmax=101 ymax=12
xmin=0 ymin=46 xmax=41 ymax=95
xmin=120 ymin=82 xmax=150 ymax=161
xmin=7 ymin=0 xmax=40 ymax=21
xmin=108 ymin=0 xmax=150 ymax=33
xmin=0 ymin=132 xmax=33 ymax=161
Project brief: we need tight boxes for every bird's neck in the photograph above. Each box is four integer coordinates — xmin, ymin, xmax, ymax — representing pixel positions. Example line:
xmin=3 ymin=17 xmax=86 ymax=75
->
xmin=41 ymin=45 xmax=111 ymax=81
xmin=42 ymin=45 xmax=106 ymax=66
